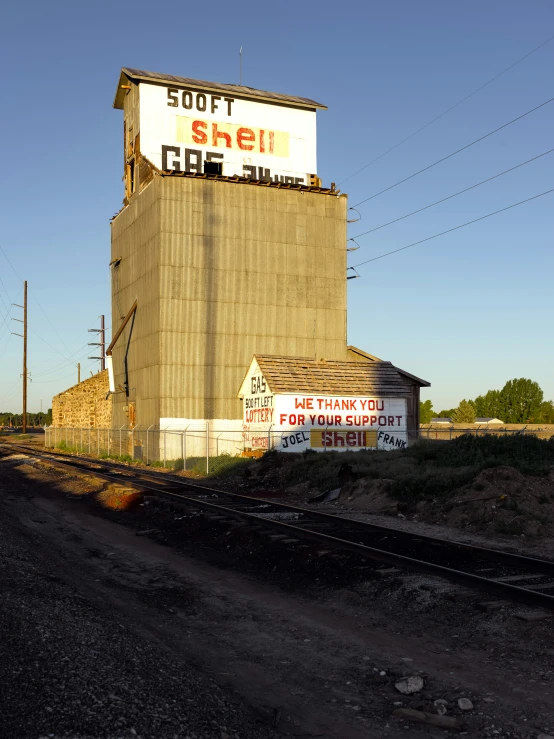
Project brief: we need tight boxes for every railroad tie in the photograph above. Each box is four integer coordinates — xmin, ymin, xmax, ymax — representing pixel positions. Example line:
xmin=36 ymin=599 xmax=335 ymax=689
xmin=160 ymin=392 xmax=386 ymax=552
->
xmin=524 ymin=582 xmax=554 ymax=591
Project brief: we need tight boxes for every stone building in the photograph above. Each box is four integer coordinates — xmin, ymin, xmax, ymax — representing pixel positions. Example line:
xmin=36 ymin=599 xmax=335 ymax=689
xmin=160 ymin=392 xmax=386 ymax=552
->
xmin=52 ymin=370 xmax=111 ymax=428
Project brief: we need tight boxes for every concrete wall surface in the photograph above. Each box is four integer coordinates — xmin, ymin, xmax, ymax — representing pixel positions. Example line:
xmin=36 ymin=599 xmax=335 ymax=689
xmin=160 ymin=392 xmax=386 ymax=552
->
xmin=52 ymin=370 xmax=111 ymax=428
xmin=110 ymin=174 xmax=348 ymax=428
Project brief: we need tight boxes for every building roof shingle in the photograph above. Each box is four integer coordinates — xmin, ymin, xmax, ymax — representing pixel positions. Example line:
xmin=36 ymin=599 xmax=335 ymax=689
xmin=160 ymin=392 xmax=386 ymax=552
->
xmin=250 ymin=355 xmax=413 ymax=397
xmin=114 ymin=68 xmax=327 ymax=111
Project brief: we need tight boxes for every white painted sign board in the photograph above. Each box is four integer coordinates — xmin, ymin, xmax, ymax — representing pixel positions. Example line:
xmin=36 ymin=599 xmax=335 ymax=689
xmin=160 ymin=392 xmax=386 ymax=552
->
xmin=139 ymin=83 xmax=317 ymax=184
xmin=239 ymin=360 xmax=408 ymax=453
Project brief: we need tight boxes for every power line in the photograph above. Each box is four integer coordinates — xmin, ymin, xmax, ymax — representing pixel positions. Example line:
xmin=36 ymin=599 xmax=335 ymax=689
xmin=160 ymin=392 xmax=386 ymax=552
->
xmin=0 ymin=244 xmax=76 ymax=357
xmin=0 ymin=333 xmax=12 ymax=362
xmin=349 ymin=188 xmax=554 ymax=270
xmin=0 ymin=286 xmax=22 ymax=345
xmin=0 ymin=378 xmax=21 ymax=405
xmin=350 ymin=95 xmax=554 ymax=209
xmin=33 ymin=300 xmax=70 ymax=353
xmin=31 ymin=318 xmax=110 ymax=378
xmin=338 ymin=32 xmax=554 ymax=186
xmin=350 ymin=148 xmax=554 ymax=240
xmin=33 ymin=360 xmax=97 ymax=385
xmin=29 ymin=328 xmax=77 ymax=364
xmin=32 ymin=342 xmax=91 ymax=378
xmin=0 ymin=245 xmax=22 ymax=280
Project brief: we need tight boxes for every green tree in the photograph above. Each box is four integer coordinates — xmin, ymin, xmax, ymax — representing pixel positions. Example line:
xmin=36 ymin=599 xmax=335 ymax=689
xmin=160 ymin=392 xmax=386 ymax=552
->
xmin=537 ymin=400 xmax=554 ymax=424
xmin=474 ymin=389 xmax=503 ymax=419
xmin=419 ymin=399 xmax=434 ymax=424
xmin=452 ymin=399 xmax=476 ymax=423
xmin=436 ymin=408 xmax=456 ymax=418
xmin=499 ymin=378 xmax=543 ymax=423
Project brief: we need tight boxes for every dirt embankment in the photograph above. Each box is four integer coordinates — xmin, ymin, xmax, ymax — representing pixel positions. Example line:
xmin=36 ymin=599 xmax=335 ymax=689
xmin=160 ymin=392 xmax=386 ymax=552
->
xmin=213 ymin=436 xmax=554 ymax=545
xmin=335 ymin=465 xmax=554 ymax=540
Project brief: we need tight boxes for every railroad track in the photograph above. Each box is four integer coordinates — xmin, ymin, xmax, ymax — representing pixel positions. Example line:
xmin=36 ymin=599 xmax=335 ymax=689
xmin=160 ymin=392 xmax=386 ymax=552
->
xmin=4 ymin=442 xmax=554 ymax=612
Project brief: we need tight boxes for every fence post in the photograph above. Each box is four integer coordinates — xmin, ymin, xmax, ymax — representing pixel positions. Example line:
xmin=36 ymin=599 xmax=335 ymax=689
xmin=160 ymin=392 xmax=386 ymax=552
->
xmin=80 ymin=427 xmax=83 ymax=452
xmin=72 ymin=427 xmax=75 ymax=450
xmin=88 ymin=428 xmax=91 ymax=454
xmin=268 ymin=424 xmax=273 ymax=452
xmin=107 ymin=428 xmax=110 ymax=457
xmin=182 ymin=426 xmax=188 ymax=472
xmin=131 ymin=426 xmax=135 ymax=459
xmin=146 ymin=426 xmax=149 ymax=465
xmin=97 ymin=428 xmax=100 ymax=456
xmin=163 ymin=429 xmax=166 ymax=468
xmin=206 ymin=422 xmax=209 ymax=475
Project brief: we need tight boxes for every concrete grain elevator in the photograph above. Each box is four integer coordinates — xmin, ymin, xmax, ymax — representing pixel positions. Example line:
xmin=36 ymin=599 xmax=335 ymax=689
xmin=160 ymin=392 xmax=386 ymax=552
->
xmin=110 ymin=68 xmax=348 ymax=447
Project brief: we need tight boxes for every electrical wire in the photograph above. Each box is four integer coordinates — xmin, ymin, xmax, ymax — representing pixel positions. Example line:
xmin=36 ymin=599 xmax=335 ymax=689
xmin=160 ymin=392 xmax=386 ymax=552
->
xmin=31 ymin=342 xmax=91 ymax=378
xmin=33 ymin=300 xmax=71 ymax=353
xmin=0 ymin=333 xmax=12 ymax=362
xmin=0 ymin=378 xmax=21 ymax=405
xmin=350 ymin=95 xmax=554 ymax=209
xmin=33 ymin=361 xmax=97 ymax=385
xmin=349 ymin=188 xmax=554 ymax=270
xmin=338 ymin=32 xmax=554 ymax=186
xmin=29 ymin=328 xmax=83 ymax=365
xmin=349 ymin=148 xmax=554 ymax=240
xmin=0 ymin=245 xmax=22 ymax=280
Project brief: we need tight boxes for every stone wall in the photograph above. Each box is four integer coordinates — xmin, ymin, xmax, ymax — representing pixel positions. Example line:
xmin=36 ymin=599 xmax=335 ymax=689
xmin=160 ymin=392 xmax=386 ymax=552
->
xmin=52 ymin=370 xmax=112 ymax=428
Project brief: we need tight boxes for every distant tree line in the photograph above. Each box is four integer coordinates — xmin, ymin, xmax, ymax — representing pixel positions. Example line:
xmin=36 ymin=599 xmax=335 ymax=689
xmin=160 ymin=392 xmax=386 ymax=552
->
xmin=0 ymin=409 xmax=52 ymax=427
xmin=420 ymin=378 xmax=554 ymax=425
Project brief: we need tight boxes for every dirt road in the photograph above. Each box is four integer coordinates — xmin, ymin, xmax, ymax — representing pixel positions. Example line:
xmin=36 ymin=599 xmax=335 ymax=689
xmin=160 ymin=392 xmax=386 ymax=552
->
xmin=1 ymin=448 xmax=553 ymax=739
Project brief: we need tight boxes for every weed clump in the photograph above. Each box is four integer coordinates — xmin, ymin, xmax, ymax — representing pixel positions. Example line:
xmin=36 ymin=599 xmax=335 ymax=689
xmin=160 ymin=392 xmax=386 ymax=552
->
xmin=408 ymin=434 xmax=554 ymax=475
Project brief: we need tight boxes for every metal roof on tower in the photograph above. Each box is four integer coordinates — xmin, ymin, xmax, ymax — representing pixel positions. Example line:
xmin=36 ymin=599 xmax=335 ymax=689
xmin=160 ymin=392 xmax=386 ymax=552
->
xmin=113 ymin=68 xmax=327 ymax=111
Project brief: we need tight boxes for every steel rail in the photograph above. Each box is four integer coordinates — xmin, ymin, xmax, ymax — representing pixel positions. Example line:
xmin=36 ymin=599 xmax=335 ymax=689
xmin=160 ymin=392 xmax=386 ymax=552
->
xmin=4 ymin=443 xmax=554 ymax=611
xmin=16 ymin=443 xmax=554 ymax=573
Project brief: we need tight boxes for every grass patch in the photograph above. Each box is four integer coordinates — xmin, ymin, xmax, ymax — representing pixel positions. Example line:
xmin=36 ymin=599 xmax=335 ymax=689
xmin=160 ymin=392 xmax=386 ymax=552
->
xmin=408 ymin=434 xmax=554 ymax=474
xmin=183 ymin=454 xmax=249 ymax=477
xmin=270 ymin=435 xmax=554 ymax=504
xmin=0 ymin=433 xmax=34 ymax=441
xmin=388 ymin=468 xmax=476 ymax=503
xmin=495 ymin=518 xmax=525 ymax=536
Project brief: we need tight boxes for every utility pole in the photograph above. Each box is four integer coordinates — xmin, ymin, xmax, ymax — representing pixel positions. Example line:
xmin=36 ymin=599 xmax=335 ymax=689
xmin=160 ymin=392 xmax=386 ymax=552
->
xmin=100 ymin=315 xmax=105 ymax=371
xmin=23 ymin=281 xmax=27 ymax=432
xmin=11 ymin=280 xmax=27 ymax=433
xmin=77 ymin=362 xmax=81 ymax=383
xmin=88 ymin=314 xmax=106 ymax=372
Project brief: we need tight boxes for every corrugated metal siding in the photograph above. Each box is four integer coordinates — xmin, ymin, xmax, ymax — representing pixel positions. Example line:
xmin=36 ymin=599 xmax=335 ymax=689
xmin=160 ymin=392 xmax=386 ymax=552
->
xmin=111 ymin=175 xmax=348 ymax=425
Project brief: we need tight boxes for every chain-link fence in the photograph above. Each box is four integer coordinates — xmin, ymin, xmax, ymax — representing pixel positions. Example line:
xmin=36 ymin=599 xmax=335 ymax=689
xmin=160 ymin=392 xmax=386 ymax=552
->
xmin=46 ymin=425 xmax=408 ymax=470
xmin=417 ymin=426 xmax=554 ymax=442
xmin=44 ymin=425 xmax=553 ymax=473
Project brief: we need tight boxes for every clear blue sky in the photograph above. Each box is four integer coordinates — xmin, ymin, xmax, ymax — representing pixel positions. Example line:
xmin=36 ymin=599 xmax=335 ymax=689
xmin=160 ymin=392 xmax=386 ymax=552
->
xmin=0 ymin=0 xmax=552 ymax=414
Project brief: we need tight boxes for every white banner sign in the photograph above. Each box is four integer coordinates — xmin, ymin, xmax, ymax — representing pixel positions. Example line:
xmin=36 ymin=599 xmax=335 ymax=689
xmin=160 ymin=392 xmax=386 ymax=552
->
xmin=241 ymin=367 xmax=407 ymax=453
xmin=139 ymin=83 xmax=317 ymax=184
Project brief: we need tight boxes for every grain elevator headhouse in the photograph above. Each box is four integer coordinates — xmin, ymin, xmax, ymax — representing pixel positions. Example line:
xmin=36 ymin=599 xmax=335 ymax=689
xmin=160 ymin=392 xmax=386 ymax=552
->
xmin=110 ymin=67 xmax=349 ymax=442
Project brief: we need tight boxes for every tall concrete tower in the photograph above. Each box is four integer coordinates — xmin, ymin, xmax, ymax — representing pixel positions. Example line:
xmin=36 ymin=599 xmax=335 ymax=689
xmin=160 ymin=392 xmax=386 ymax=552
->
xmin=110 ymin=68 xmax=348 ymax=441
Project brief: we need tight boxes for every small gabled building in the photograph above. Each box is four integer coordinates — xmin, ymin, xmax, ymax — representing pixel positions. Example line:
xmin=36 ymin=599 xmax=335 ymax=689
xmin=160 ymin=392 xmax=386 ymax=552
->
xmin=238 ymin=354 xmax=430 ymax=453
